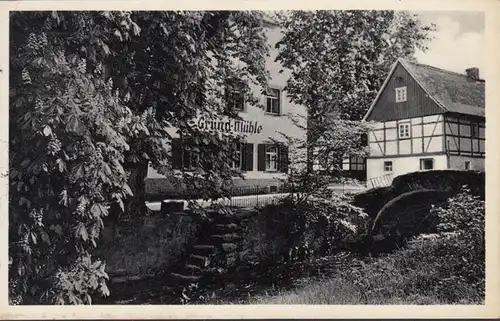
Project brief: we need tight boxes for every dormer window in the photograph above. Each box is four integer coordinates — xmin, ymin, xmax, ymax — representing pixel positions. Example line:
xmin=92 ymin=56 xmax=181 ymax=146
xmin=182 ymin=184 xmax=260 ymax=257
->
xmin=395 ymin=86 xmax=407 ymax=102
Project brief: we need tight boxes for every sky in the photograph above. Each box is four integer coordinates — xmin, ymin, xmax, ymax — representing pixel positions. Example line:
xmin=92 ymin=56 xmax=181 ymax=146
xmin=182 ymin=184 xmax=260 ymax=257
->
xmin=413 ymin=11 xmax=485 ymax=76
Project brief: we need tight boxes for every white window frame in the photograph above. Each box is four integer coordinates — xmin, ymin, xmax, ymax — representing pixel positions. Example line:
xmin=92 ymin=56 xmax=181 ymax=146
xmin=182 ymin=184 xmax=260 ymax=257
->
xmin=266 ymin=88 xmax=281 ymax=115
xmin=231 ymin=144 xmax=243 ymax=169
xmin=384 ymin=161 xmax=393 ymax=172
xmin=395 ymin=86 xmax=407 ymax=103
xmin=265 ymin=145 xmax=278 ymax=171
xmin=398 ymin=123 xmax=411 ymax=139
xmin=420 ymin=158 xmax=434 ymax=170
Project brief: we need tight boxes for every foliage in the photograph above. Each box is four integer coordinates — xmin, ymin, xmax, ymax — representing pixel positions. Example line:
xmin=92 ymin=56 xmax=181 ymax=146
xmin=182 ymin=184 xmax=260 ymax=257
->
xmin=9 ymin=11 xmax=269 ymax=304
xmin=277 ymin=117 xmax=372 ymax=185
xmin=242 ymin=190 xmax=368 ymax=265
xmin=429 ymin=187 xmax=485 ymax=297
xmin=351 ymin=187 xmax=484 ymax=304
xmin=274 ymin=10 xmax=435 ymax=171
xmin=275 ymin=10 xmax=435 ymax=121
xmin=269 ymin=123 xmax=371 ymax=262
xmin=252 ymin=189 xmax=484 ymax=305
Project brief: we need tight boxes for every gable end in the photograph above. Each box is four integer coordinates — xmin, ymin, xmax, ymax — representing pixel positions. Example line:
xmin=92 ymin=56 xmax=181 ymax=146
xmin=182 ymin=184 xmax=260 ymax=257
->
xmin=364 ymin=61 xmax=446 ymax=122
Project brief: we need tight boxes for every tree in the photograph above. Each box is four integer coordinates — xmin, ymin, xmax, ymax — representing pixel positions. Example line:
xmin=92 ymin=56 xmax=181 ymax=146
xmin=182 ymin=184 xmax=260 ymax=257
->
xmin=9 ymin=11 xmax=269 ymax=304
xmin=277 ymin=117 xmax=372 ymax=200
xmin=274 ymin=10 xmax=435 ymax=171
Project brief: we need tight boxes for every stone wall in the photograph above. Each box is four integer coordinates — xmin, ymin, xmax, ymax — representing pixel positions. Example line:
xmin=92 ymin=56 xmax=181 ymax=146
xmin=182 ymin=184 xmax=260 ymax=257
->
xmin=205 ymin=203 xmax=334 ymax=270
xmin=97 ymin=213 xmax=200 ymax=281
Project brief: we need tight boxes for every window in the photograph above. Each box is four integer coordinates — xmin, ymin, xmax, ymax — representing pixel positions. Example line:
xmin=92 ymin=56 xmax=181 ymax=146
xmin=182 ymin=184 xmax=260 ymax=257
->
xmin=226 ymin=80 xmax=245 ymax=112
xmin=471 ymin=123 xmax=479 ymax=138
xmin=258 ymin=143 xmax=288 ymax=173
xmin=398 ymin=123 xmax=411 ymax=139
xmin=266 ymin=88 xmax=281 ymax=115
xmin=231 ymin=144 xmax=243 ymax=169
xmin=384 ymin=161 xmax=393 ymax=172
xmin=265 ymin=145 xmax=278 ymax=171
xmin=420 ymin=158 xmax=434 ymax=170
xmin=350 ymin=156 xmax=366 ymax=171
xmin=269 ymin=185 xmax=278 ymax=193
xmin=172 ymin=139 xmax=210 ymax=171
xmin=395 ymin=86 xmax=407 ymax=102
xmin=182 ymin=148 xmax=200 ymax=170
xmin=227 ymin=89 xmax=244 ymax=111
xmin=465 ymin=161 xmax=471 ymax=170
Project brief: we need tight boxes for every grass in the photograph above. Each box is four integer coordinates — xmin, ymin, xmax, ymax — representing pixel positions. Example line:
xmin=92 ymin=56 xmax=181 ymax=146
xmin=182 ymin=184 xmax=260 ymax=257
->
xmin=249 ymin=244 xmax=483 ymax=305
xmin=251 ymin=276 xmax=449 ymax=305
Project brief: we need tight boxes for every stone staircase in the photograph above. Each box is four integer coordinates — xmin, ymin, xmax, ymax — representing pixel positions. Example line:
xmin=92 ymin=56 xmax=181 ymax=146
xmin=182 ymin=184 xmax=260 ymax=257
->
xmin=169 ymin=211 xmax=243 ymax=284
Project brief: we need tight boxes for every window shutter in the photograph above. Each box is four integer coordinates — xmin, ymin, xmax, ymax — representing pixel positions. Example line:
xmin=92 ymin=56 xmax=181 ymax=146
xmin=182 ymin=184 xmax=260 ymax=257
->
xmin=202 ymin=143 xmax=215 ymax=171
xmin=277 ymin=90 xmax=282 ymax=114
xmin=278 ymin=144 xmax=289 ymax=173
xmin=243 ymin=143 xmax=254 ymax=171
xmin=257 ymin=144 xmax=266 ymax=171
xmin=171 ymin=139 xmax=182 ymax=169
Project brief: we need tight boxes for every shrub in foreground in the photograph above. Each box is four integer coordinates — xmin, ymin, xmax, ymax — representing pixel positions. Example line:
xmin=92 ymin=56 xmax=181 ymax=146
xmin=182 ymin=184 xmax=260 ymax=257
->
xmin=255 ymin=187 xmax=485 ymax=304
xmin=347 ymin=187 xmax=484 ymax=303
xmin=240 ymin=191 xmax=368 ymax=265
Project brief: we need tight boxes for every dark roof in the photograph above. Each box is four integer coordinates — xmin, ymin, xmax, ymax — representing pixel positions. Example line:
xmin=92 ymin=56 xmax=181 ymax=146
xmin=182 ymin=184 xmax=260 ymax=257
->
xmin=400 ymin=59 xmax=485 ymax=117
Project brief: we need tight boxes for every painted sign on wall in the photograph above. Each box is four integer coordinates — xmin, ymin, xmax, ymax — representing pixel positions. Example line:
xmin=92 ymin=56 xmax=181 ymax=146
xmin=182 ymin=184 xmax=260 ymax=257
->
xmin=196 ymin=116 xmax=263 ymax=135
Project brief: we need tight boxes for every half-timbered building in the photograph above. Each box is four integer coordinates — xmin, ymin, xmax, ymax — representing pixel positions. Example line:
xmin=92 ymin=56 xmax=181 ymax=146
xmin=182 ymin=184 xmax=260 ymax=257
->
xmin=362 ymin=58 xmax=485 ymax=188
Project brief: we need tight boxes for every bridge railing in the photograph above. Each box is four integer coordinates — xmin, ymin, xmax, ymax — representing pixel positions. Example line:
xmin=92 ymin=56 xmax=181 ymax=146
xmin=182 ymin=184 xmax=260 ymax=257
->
xmin=367 ymin=173 xmax=394 ymax=189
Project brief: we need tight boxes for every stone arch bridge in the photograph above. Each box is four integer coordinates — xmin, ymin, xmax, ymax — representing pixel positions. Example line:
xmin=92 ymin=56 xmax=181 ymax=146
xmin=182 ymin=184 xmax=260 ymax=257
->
xmin=352 ymin=170 xmax=485 ymax=244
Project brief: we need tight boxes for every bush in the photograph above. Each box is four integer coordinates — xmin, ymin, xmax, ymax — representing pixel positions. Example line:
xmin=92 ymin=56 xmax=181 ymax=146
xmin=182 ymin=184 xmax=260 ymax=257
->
xmin=430 ymin=187 xmax=485 ymax=298
xmin=239 ymin=190 xmax=368 ymax=265
xmin=255 ymin=187 xmax=484 ymax=304
xmin=349 ymin=187 xmax=485 ymax=303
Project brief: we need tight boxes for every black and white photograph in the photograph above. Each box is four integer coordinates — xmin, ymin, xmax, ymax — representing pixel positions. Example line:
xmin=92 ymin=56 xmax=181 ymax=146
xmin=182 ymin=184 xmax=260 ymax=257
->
xmin=4 ymin=1 xmax=498 ymax=317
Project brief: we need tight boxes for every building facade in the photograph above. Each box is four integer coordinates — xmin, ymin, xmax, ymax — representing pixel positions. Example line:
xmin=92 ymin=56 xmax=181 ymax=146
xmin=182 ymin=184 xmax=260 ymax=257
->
xmin=145 ymin=17 xmax=308 ymax=196
xmin=362 ymin=58 xmax=485 ymax=188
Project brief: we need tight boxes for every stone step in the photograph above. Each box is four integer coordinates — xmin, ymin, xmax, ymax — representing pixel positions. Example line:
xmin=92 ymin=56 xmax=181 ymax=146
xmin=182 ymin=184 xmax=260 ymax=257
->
xmin=210 ymin=233 xmax=242 ymax=243
xmin=207 ymin=214 xmax=237 ymax=225
xmin=221 ymin=242 xmax=238 ymax=253
xmin=171 ymin=272 xmax=201 ymax=282
xmin=175 ymin=264 xmax=203 ymax=277
xmin=192 ymin=244 xmax=217 ymax=256
xmin=185 ymin=263 xmax=203 ymax=271
xmin=211 ymin=223 xmax=239 ymax=234
xmin=188 ymin=254 xmax=210 ymax=269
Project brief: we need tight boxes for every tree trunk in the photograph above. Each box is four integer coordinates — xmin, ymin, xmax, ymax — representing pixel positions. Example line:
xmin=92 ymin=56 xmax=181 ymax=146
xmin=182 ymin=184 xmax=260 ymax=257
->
xmin=124 ymin=161 xmax=149 ymax=218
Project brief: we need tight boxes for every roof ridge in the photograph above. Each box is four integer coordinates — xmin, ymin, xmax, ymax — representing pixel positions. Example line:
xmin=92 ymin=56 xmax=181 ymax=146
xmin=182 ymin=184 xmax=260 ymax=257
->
xmin=399 ymin=58 xmax=473 ymax=79
xmin=398 ymin=58 xmax=449 ymax=112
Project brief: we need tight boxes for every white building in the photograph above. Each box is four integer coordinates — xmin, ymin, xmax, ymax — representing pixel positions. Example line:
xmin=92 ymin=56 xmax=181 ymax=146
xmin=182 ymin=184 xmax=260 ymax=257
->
xmin=362 ymin=58 xmax=485 ymax=188
xmin=145 ymin=16 xmax=308 ymax=197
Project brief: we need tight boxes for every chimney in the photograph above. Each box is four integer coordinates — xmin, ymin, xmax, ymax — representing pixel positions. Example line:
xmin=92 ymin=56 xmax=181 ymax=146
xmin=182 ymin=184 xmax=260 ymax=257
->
xmin=466 ymin=67 xmax=480 ymax=80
